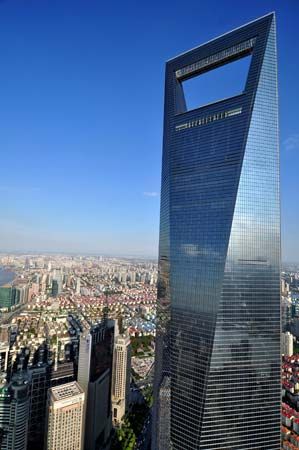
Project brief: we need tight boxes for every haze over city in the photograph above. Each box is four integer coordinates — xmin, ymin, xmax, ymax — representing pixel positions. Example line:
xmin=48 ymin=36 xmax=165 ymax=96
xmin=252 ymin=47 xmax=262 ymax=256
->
xmin=0 ymin=0 xmax=298 ymax=260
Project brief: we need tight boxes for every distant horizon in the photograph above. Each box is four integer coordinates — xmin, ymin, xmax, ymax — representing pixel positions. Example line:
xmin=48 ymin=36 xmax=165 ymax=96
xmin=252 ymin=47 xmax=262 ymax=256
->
xmin=0 ymin=1 xmax=298 ymax=261
xmin=1 ymin=249 xmax=299 ymax=266
xmin=0 ymin=249 xmax=158 ymax=260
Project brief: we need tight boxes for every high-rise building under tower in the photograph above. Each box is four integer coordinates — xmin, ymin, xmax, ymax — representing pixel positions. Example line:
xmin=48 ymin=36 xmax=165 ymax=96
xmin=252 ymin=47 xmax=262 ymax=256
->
xmin=152 ymin=13 xmax=281 ymax=450
xmin=77 ymin=320 xmax=114 ymax=450
xmin=111 ymin=331 xmax=131 ymax=426
xmin=44 ymin=381 xmax=84 ymax=450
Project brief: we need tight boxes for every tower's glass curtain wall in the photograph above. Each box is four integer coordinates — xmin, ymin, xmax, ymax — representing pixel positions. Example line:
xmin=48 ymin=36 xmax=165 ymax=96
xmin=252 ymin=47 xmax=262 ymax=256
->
xmin=152 ymin=13 xmax=280 ymax=450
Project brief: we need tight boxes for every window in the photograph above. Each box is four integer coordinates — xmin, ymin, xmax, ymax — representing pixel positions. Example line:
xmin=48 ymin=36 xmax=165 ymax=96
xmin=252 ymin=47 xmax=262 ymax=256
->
xmin=181 ymin=55 xmax=252 ymax=111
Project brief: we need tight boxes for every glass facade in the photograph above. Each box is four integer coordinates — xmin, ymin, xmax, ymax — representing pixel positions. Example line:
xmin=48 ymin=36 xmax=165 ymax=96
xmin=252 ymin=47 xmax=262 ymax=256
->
xmin=0 ymin=286 xmax=19 ymax=309
xmin=152 ymin=13 xmax=280 ymax=450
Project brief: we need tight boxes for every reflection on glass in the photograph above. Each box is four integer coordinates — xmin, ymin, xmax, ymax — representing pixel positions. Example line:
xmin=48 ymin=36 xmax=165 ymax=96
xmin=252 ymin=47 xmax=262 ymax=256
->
xmin=153 ymin=13 xmax=280 ymax=450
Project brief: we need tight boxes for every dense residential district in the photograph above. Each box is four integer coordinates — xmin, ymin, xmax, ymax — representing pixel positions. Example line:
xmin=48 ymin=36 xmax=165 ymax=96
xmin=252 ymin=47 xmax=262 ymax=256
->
xmin=0 ymin=254 xmax=156 ymax=450
xmin=1 ymin=254 xmax=299 ymax=449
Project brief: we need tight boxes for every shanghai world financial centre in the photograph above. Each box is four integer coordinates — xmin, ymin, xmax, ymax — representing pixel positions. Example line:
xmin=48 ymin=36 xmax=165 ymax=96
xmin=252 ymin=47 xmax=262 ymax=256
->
xmin=153 ymin=13 xmax=281 ymax=450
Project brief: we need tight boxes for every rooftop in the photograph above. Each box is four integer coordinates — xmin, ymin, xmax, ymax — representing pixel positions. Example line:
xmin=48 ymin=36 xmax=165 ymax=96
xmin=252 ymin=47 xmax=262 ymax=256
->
xmin=50 ymin=381 xmax=83 ymax=402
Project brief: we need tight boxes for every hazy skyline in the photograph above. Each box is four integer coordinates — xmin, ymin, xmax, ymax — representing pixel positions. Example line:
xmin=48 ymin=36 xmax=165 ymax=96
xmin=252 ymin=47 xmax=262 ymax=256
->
xmin=0 ymin=0 xmax=298 ymax=260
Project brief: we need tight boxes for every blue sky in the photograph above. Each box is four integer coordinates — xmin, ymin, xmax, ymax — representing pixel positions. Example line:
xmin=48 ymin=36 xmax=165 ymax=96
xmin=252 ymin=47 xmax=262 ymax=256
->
xmin=0 ymin=0 xmax=298 ymax=260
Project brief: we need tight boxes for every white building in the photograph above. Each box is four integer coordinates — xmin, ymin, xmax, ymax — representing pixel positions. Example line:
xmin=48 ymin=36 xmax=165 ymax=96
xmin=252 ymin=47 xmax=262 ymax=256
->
xmin=45 ymin=381 xmax=85 ymax=450
xmin=281 ymin=278 xmax=290 ymax=295
xmin=282 ymin=331 xmax=294 ymax=357
xmin=76 ymin=277 xmax=81 ymax=295
xmin=111 ymin=332 xmax=131 ymax=426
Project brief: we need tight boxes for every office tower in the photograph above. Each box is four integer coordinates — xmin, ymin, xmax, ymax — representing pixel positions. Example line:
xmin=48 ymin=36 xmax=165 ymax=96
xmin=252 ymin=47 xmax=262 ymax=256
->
xmin=111 ymin=332 xmax=131 ymax=426
xmin=51 ymin=280 xmax=59 ymax=297
xmin=152 ymin=13 xmax=280 ymax=450
xmin=76 ymin=277 xmax=81 ymax=294
xmin=45 ymin=381 xmax=84 ymax=450
xmin=0 ymin=376 xmax=10 ymax=449
xmin=13 ymin=284 xmax=29 ymax=305
xmin=0 ymin=325 xmax=10 ymax=343
xmin=27 ymin=345 xmax=75 ymax=450
xmin=0 ymin=344 xmax=9 ymax=373
xmin=282 ymin=332 xmax=294 ymax=357
xmin=282 ymin=297 xmax=292 ymax=332
xmin=78 ymin=320 xmax=114 ymax=450
xmin=0 ymin=327 xmax=10 ymax=375
xmin=0 ymin=371 xmax=30 ymax=450
xmin=130 ymin=271 xmax=136 ymax=283
xmin=51 ymin=271 xmax=63 ymax=297
xmin=0 ymin=285 xmax=20 ymax=310
xmin=24 ymin=257 xmax=30 ymax=271
xmin=27 ymin=363 xmax=49 ymax=450
xmin=281 ymin=278 xmax=290 ymax=295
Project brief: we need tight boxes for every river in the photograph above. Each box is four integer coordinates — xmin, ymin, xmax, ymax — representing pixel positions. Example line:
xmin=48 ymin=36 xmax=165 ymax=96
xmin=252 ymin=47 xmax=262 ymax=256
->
xmin=0 ymin=267 xmax=16 ymax=286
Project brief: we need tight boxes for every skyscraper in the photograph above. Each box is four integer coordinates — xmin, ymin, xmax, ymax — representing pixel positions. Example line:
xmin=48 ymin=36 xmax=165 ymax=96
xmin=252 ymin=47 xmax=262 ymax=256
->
xmin=153 ymin=13 xmax=281 ymax=450
xmin=282 ymin=331 xmax=294 ymax=357
xmin=0 ymin=285 xmax=20 ymax=310
xmin=77 ymin=320 xmax=114 ymax=450
xmin=27 ymin=363 xmax=49 ymax=450
xmin=27 ymin=346 xmax=75 ymax=450
xmin=111 ymin=331 xmax=131 ymax=426
xmin=0 ymin=326 xmax=10 ymax=375
xmin=44 ymin=381 xmax=84 ymax=450
xmin=0 ymin=370 xmax=30 ymax=450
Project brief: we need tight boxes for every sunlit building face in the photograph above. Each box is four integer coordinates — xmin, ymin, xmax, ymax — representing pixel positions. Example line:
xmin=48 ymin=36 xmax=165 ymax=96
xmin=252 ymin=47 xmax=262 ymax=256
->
xmin=153 ymin=13 xmax=281 ymax=450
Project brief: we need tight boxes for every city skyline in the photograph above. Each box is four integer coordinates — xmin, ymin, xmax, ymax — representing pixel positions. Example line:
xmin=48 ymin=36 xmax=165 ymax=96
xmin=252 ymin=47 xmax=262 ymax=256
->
xmin=0 ymin=253 xmax=157 ymax=449
xmin=0 ymin=1 xmax=298 ymax=260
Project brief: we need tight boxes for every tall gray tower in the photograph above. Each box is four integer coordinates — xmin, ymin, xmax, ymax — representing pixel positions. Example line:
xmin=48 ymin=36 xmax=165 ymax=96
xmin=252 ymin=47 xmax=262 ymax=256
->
xmin=153 ymin=13 xmax=280 ymax=450
xmin=77 ymin=320 xmax=114 ymax=450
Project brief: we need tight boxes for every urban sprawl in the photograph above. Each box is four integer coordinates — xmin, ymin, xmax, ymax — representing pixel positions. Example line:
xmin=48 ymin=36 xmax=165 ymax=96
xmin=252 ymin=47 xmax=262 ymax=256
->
xmin=0 ymin=253 xmax=156 ymax=450
xmin=1 ymin=254 xmax=299 ymax=449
